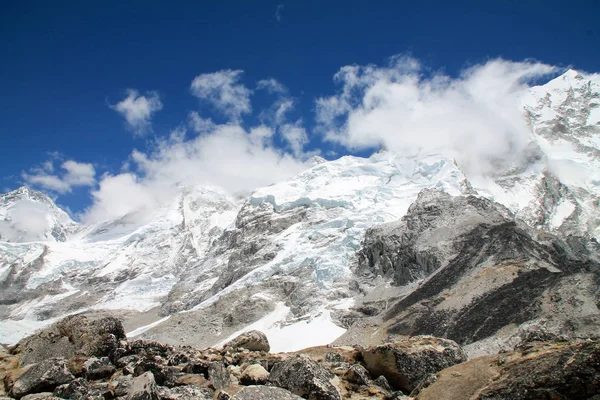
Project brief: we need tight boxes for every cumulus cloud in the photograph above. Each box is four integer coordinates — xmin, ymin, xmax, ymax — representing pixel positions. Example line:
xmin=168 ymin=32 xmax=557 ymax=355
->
xmin=23 ymin=160 xmax=96 ymax=194
xmin=190 ymin=70 xmax=252 ymax=121
xmin=316 ymin=56 xmax=558 ymax=174
xmin=81 ymin=123 xmax=306 ymax=222
xmin=257 ymin=78 xmax=312 ymax=157
xmin=110 ymin=89 xmax=163 ymax=135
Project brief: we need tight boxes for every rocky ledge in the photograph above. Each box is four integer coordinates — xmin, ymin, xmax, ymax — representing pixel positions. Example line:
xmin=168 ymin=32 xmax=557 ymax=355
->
xmin=1 ymin=313 xmax=599 ymax=400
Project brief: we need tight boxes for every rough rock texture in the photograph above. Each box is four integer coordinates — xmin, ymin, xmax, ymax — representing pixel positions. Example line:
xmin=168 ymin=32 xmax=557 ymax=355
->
xmin=361 ymin=335 xmax=467 ymax=392
xmin=11 ymin=358 xmax=74 ymax=399
xmin=13 ymin=313 xmax=126 ymax=367
xmin=239 ymin=364 xmax=269 ymax=385
xmin=269 ymin=355 xmax=341 ymax=400
xmin=415 ymin=340 xmax=600 ymax=400
xmin=353 ymin=189 xmax=600 ymax=356
xmin=233 ymin=385 xmax=304 ymax=399
xmin=343 ymin=364 xmax=371 ymax=386
xmin=358 ymin=190 xmax=512 ymax=286
xmin=127 ymin=371 xmax=159 ymax=400
xmin=224 ymin=330 xmax=270 ymax=352
xmin=83 ymin=357 xmax=115 ymax=380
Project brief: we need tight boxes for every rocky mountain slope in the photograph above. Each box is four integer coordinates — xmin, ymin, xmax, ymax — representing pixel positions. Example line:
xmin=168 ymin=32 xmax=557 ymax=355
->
xmin=1 ymin=69 xmax=599 ymax=360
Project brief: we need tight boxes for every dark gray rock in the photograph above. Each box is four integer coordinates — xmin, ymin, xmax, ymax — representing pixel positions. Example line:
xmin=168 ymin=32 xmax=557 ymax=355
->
xmin=224 ymin=330 xmax=270 ymax=352
xmin=126 ymin=371 xmax=159 ymax=400
xmin=374 ymin=375 xmax=393 ymax=393
xmin=156 ymin=385 xmax=214 ymax=400
xmin=232 ymin=386 xmax=304 ymax=399
xmin=343 ymin=364 xmax=371 ymax=386
xmin=11 ymin=358 xmax=74 ymax=399
xmin=361 ymin=336 xmax=467 ymax=392
xmin=20 ymin=394 xmax=61 ymax=400
xmin=208 ymin=362 xmax=230 ymax=391
xmin=83 ymin=356 xmax=115 ymax=380
xmin=323 ymin=352 xmax=344 ymax=363
xmin=269 ymin=355 xmax=341 ymax=400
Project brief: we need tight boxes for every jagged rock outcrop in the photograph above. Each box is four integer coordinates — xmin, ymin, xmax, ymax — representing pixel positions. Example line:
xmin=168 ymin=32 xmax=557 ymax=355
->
xmin=361 ymin=336 xmax=467 ymax=392
xmin=352 ymin=189 xmax=600 ymax=355
xmin=357 ymin=189 xmax=513 ymax=286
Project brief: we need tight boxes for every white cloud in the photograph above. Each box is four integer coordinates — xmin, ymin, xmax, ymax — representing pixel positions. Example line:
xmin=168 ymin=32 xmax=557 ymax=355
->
xmin=257 ymin=78 xmax=287 ymax=94
xmin=190 ymin=70 xmax=252 ymax=122
xmin=22 ymin=160 xmax=96 ymax=194
xmin=275 ymin=4 xmax=284 ymax=21
xmin=317 ymin=56 xmax=558 ymax=174
xmin=0 ymin=200 xmax=52 ymax=242
xmin=81 ymin=123 xmax=306 ymax=223
xmin=188 ymin=111 xmax=216 ymax=134
xmin=62 ymin=160 xmax=96 ymax=186
xmin=110 ymin=89 xmax=163 ymax=135
xmin=280 ymin=122 xmax=309 ymax=157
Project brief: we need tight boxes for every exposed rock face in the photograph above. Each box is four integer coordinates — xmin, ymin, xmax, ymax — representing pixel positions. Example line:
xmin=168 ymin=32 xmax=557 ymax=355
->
xmin=11 ymin=358 xmax=74 ymax=399
xmin=415 ymin=340 xmax=600 ymax=400
xmin=269 ymin=355 xmax=341 ymax=400
xmin=14 ymin=313 xmax=126 ymax=367
xmin=233 ymin=386 xmax=304 ymax=399
xmin=83 ymin=357 xmax=115 ymax=380
xmin=361 ymin=335 xmax=467 ymax=392
xmin=343 ymin=364 xmax=371 ymax=386
xmin=353 ymin=189 xmax=600 ymax=355
xmin=224 ymin=330 xmax=270 ymax=352
xmin=127 ymin=371 xmax=159 ymax=400
xmin=358 ymin=190 xmax=513 ymax=285
xmin=239 ymin=364 xmax=269 ymax=385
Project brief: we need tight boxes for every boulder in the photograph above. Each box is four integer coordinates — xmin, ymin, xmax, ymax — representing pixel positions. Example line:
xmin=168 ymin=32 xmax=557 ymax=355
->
xmin=11 ymin=358 xmax=74 ymax=399
xmin=232 ymin=386 xmax=304 ymax=399
xmin=83 ymin=356 xmax=115 ymax=380
xmin=361 ymin=336 xmax=466 ymax=392
xmin=415 ymin=340 xmax=600 ymax=400
xmin=224 ymin=331 xmax=270 ymax=352
xmin=53 ymin=378 xmax=90 ymax=399
xmin=156 ymin=385 xmax=214 ymax=399
xmin=343 ymin=364 xmax=371 ymax=386
xmin=239 ymin=364 xmax=269 ymax=385
xmin=126 ymin=371 xmax=159 ymax=400
xmin=20 ymin=394 xmax=62 ymax=399
xmin=208 ymin=362 xmax=230 ymax=391
xmin=269 ymin=355 xmax=341 ymax=400
xmin=15 ymin=314 xmax=126 ymax=367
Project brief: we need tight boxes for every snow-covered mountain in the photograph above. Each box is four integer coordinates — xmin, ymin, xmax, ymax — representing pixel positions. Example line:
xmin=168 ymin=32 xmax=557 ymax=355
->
xmin=0 ymin=187 xmax=77 ymax=243
xmin=1 ymin=69 xmax=599 ymax=354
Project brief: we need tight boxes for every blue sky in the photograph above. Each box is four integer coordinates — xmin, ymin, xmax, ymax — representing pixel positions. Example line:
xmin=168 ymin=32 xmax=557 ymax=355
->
xmin=1 ymin=0 xmax=599 ymax=220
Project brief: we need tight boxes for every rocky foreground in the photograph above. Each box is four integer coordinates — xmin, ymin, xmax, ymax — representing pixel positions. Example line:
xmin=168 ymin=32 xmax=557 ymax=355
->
xmin=1 ymin=313 xmax=599 ymax=400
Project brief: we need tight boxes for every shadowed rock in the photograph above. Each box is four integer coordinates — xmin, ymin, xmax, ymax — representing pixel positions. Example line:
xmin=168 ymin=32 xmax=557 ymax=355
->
xmin=361 ymin=336 xmax=466 ymax=392
xmin=11 ymin=358 xmax=74 ymax=399
xmin=269 ymin=355 xmax=341 ymax=400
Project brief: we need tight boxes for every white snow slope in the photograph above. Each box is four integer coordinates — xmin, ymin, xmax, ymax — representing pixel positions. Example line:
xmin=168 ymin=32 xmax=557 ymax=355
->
xmin=1 ymin=70 xmax=599 ymax=350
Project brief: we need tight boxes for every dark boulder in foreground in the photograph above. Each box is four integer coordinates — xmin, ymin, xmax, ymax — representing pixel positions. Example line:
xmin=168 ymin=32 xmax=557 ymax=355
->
xmin=269 ymin=355 xmax=341 ymax=400
xmin=233 ymin=385 xmax=304 ymax=399
xmin=11 ymin=358 xmax=74 ymax=399
xmin=415 ymin=340 xmax=600 ymax=399
xmin=361 ymin=335 xmax=467 ymax=392
xmin=14 ymin=313 xmax=126 ymax=367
